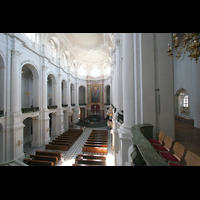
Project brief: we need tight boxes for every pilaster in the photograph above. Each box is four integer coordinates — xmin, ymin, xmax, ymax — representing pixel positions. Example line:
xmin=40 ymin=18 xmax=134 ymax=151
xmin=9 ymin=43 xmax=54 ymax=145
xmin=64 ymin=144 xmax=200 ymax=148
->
xmin=11 ymin=50 xmax=21 ymax=114
xmin=116 ymin=33 xmax=135 ymax=165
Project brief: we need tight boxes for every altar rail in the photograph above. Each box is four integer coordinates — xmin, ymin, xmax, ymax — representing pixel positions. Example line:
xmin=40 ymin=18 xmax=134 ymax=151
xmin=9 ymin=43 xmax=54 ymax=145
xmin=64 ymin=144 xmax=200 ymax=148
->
xmin=130 ymin=124 xmax=168 ymax=166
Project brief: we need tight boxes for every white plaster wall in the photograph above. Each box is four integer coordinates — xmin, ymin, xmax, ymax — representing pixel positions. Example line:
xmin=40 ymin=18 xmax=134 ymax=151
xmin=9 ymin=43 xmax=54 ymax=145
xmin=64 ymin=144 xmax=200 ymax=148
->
xmin=173 ymin=44 xmax=200 ymax=128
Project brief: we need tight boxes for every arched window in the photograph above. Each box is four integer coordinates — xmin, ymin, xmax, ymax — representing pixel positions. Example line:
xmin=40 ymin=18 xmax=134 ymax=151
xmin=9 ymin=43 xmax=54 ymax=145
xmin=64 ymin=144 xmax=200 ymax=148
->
xmin=91 ymin=65 xmax=100 ymax=77
xmin=48 ymin=39 xmax=55 ymax=57
xmin=104 ymin=64 xmax=110 ymax=75
xmin=62 ymin=52 xmax=66 ymax=60
xmin=25 ymin=33 xmax=38 ymax=43
xmin=70 ymin=62 xmax=75 ymax=74
xmin=176 ymin=88 xmax=190 ymax=116
xmin=78 ymin=65 xmax=87 ymax=76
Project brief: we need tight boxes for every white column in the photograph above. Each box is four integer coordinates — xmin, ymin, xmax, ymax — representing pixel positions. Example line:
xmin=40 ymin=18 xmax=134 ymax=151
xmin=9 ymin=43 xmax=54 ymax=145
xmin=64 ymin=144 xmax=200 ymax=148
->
xmin=67 ymin=78 xmax=72 ymax=127
xmin=115 ymin=35 xmax=123 ymax=112
xmin=11 ymin=50 xmax=21 ymax=113
xmin=57 ymin=74 xmax=62 ymax=108
xmin=41 ymin=65 xmax=50 ymax=144
xmin=52 ymin=73 xmax=64 ymax=136
xmin=74 ymin=82 xmax=79 ymax=123
xmin=42 ymin=66 xmax=48 ymax=110
xmin=116 ymin=33 xmax=135 ymax=166
xmin=121 ymin=33 xmax=135 ymax=130
xmin=110 ymin=80 xmax=112 ymax=105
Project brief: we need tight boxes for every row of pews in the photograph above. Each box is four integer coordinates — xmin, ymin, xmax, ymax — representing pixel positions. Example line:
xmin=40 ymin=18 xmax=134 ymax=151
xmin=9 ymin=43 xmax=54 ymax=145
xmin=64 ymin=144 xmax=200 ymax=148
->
xmin=82 ymin=129 xmax=108 ymax=154
xmin=23 ymin=129 xmax=83 ymax=166
xmin=23 ymin=151 xmax=61 ymax=166
xmin=46 ymin=129 xmax=83 ymax=151
xmin=72 ymin=129 xmax=108 ymax=166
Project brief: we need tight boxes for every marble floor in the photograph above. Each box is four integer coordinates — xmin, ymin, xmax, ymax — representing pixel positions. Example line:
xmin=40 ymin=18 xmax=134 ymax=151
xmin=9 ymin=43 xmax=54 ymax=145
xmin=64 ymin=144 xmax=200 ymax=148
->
xmin=23 ymin=126 xmax=115 ymax=166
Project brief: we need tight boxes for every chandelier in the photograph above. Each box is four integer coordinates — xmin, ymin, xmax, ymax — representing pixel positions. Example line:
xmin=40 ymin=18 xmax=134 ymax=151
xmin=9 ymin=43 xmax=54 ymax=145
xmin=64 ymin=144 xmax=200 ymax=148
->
xmin=167 ymin=33 xmax=200 ymax=64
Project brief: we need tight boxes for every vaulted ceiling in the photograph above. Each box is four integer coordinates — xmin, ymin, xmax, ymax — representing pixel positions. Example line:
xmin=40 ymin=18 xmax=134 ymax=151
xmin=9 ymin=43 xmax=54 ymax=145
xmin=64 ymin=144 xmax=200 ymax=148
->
xmin=61 ymin=33 xmax=114 ymax=67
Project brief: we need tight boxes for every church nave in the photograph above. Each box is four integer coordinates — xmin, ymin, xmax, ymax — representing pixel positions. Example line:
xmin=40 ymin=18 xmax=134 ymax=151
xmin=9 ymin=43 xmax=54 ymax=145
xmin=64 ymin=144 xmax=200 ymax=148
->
xmin=23 ymin=126 xmax=114 ymax=166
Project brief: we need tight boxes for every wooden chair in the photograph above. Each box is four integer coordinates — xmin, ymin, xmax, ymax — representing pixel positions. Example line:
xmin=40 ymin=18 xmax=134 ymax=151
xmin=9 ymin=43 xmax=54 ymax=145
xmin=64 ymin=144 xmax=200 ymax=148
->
xmin=185 ymin=150 xmax=200 ymax=166
xmin=159 ymin=142 xmax=185 ymax=163
xmin=148 ymin=131 xmax=165 ymax=145
xmin=152 ymin=135 xmax=173 ymax=152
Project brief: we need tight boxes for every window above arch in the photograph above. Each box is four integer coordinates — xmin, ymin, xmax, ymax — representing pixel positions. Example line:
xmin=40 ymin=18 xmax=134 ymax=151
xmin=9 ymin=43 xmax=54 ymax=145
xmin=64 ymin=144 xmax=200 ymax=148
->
xmin=91 ymin=65 xmax=100 ymax=77
xmin=62 ymin=52 xmax=66 ymax=60
xmin=78 ymin=66 xmax=87 ymax=76
xmin=25 ymin=33 xmax=38 ymax=43
xmin=48 ymin=39 xmax=55 ymax=57
xmin=104 ymin=64 xmax=110 ymax=75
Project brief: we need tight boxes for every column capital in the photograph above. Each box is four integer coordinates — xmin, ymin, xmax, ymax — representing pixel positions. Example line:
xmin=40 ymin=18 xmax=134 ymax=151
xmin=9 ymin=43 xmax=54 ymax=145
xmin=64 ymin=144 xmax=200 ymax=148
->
xmin=114 ymin=37 xmax=120 ymax=44
xmin=115 ymin=37 xmax=120 ymax=49
xmin=11 ymin=50 xmax=21 ymax=57
xmin=42 ymin=65 xmax=48 ymax=71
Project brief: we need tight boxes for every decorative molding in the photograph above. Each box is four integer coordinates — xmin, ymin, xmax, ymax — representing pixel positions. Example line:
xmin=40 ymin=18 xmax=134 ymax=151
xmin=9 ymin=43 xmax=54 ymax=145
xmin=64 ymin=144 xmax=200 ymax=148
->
xmin=42 ymin=65 xmax=48 ymax=71
xmin=16 ymin=140 xmax=23 ymax=147
xmin=0 ymin=49 xmax=6 ymax=66
xmin=5 ymin=33 xmax=112 ymax=81
xmin=11 ymin=50 xmax=21 ymax=57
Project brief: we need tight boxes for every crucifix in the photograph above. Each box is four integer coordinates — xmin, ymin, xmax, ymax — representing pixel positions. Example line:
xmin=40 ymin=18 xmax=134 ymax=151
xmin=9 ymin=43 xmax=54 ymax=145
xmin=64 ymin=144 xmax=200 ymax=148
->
xmin=94 ymin=105 xmax=96 ymax=115
xmin=24 ymin=90 xmax=31 ymax=96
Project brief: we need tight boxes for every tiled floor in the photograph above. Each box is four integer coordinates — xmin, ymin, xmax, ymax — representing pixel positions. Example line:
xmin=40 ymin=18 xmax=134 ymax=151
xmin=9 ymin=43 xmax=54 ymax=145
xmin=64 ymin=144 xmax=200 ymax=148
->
xmin=24 ymin=126 xmax=115 ymax=166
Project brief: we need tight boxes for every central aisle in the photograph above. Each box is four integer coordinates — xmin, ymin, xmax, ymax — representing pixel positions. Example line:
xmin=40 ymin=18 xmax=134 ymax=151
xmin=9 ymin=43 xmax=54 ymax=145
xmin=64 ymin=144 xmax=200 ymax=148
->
xmin=61 ymin=127 xmax=114 ymax=166
xmin=24 ymin=127 xmax=115 ymax=166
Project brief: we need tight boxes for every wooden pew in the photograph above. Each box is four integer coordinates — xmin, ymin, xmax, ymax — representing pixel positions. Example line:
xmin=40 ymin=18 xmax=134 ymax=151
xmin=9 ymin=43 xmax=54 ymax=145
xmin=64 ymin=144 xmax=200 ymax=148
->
xmin=72 ymin=164 xmax=100 ymax=166
xmin=82 ymin=146 xmax=107 ymax=154
xmin=66 ymin=129 xmax=83 ymax=132
xmin=63 ymin=132 xmax=81 ymax=135
xmin=90 ymin=133 xmax=108 ymax=136
xmin=91 ymin=130 xmax=108 ymax=134
xmin=30 ymin=154 xmax=58 ymax=164
xmin=45 ymin=129 xmax=83 ymax=151
xmin=35 ymin=151 xmax=61 ymax=159
xmin=86 ymin=141 xmax=107 ymax=145
xmin=52 ymin=140 xmax=72 ymax=147
xmin=83 ymin=144 xmax=107 ymax=148
xmin=81 ymin=129 xmax=108 ymax=154
xmin=75 ymin=158 xmax=106 ymax=166
xmin=87 ymin=139 xmax=107 ymax=142
xmin=58 ymin=135 xmax=77 ymax=139
xmin=76 ymin=154 xmax=106 ymax=160
xmin=46 ymin=144 xmax=69 ymax=151
xmin=88 ymin=135 xmax=107 ymax=138
xmin=56 ymin=137 xmax=76 ymax=141
xmin=23 ymin=159 xmax=54 ymax=166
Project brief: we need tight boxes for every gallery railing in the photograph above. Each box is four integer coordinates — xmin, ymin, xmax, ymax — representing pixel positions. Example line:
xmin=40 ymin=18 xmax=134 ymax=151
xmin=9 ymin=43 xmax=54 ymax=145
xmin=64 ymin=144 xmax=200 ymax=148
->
xmin=130 ymin=123 xmax=168 ymax=166
xmin=47 ymin=105 xmax=57 ymax=109
xmin=21 ymin=107 xmax=39 ymax=113
xmin=79 ymin=103 xmax=86 ymax=106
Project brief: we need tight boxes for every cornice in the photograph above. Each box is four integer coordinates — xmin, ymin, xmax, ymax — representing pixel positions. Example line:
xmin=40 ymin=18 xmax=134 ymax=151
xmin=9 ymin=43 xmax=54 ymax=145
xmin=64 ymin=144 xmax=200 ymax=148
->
xmin=5 ymin=33 xmax=112 ymax=81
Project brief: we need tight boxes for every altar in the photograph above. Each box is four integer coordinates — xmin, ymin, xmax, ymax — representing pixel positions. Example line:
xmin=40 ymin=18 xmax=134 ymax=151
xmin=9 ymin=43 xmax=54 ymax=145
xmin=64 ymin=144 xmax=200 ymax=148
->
xmin=91 ymin=104 xmax=100 ymax=115
xmin=89 ymin=115 xmax=101 ymax=122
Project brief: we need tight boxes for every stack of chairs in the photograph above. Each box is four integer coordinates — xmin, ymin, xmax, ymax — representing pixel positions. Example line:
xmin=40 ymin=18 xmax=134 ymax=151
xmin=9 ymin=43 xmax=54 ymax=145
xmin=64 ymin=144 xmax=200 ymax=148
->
xmin=149 ymin=131 xmax=200 ymax=166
